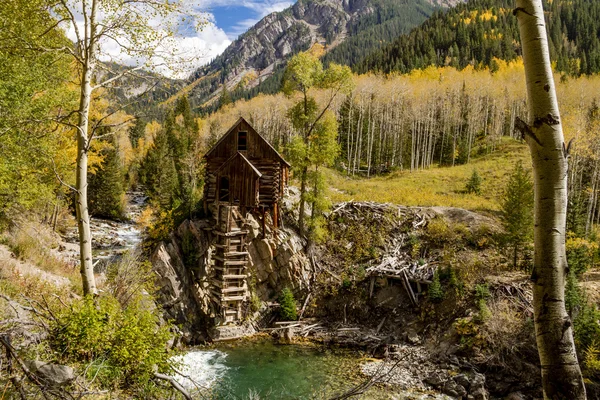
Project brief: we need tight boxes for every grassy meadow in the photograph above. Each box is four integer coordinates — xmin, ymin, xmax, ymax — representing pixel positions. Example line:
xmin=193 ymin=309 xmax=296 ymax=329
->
xmin=325 ymin=139 xmax=531 ymax=213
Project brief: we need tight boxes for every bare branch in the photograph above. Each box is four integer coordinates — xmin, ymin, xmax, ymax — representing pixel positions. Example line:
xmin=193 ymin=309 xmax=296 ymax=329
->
xmin=153 ymin=373 xmax=193 ymax=400
xmin=51 ymin=158 xmax=78 ymax=193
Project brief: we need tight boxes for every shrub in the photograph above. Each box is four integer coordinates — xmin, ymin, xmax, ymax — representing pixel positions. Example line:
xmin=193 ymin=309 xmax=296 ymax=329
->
xmin=426 ymin=218 xmax=454 ymax=246
xmin=480 ymin=299 xmax=535 ymax=362
xmin=566 ymin=234 xmax=598 ymax=276
xmin=278 ymin=288 xmax=298 ymax=321
xmin=474 ymin=283 xmax=491 ymax=322
xmin=465 ymin=169 xmax=482 ymax=195
xmin=428 ymin=271 xmax=444 ymax=303
xmin=565 ymin=270 xmax=584 ymax=317
xmin=106 ymin=251 xmax=155 ymax=308
xmin=574 ymin=303 xmax=600 ymax=353
xmin=50 ymin=295 xmax=175 ymax=386
xmin=584 ymin=341 xmax=600 ymax=379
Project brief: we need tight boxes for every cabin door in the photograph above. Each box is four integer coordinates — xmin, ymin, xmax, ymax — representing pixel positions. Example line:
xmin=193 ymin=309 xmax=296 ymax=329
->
xmin=219 ymin=176 xmax=230 ymax=202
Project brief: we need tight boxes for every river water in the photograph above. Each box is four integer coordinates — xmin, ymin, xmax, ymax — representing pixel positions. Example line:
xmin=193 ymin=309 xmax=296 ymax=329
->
xmin=169 ymin=340 xmax=449 ymax=400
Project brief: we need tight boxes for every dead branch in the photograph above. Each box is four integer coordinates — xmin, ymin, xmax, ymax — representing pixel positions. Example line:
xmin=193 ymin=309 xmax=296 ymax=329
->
xmin=153 ymin=372 xmax=193 ymax=400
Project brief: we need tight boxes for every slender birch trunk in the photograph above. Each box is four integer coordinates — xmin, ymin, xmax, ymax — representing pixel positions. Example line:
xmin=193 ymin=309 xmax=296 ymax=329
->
xmin=76 ymin=64 xmax=97 ymax=296
xmin=515 ymin=1 xmax=585 ymax=398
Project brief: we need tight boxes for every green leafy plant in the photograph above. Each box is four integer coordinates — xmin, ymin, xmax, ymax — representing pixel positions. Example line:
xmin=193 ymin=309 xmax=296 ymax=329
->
xmin=50 ymin=295 xmax=176 ymax=386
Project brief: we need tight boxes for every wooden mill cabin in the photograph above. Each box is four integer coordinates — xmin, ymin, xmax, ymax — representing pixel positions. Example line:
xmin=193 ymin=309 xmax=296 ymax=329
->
xmin=203 ymin=117 xmax=290 ymax=225
xmin=203 ymin=118 xmax=290 ymax=324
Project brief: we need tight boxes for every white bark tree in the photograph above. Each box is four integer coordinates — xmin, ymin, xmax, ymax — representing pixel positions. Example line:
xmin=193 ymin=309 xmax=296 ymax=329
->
xmin=48 ymin=0 xmax=205 ymax=295
xmin=514 ymin=1 xmax=586 ymax=398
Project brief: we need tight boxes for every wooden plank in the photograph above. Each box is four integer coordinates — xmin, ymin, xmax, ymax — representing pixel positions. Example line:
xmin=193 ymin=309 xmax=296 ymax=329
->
xmin=224 ymin=251 xmax=248 ymax=257
xmin=214 ymin=230 xmax=248 ymax=237
xmin=222 ymin=295 xmax=245 ymax=301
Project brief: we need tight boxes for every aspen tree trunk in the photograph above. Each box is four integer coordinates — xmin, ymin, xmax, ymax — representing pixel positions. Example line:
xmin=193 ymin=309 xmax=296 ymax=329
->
xmin=74 ymin=0 xmax=99 ymax=297
xmin=76 ymin=63 xmax=98 ymax=296
xmin=515 ymin=1 xmax=585 ymax=398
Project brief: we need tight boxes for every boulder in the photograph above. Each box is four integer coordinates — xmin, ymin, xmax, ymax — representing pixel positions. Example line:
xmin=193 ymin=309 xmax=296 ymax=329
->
xmin=454 ymin=373 xmax=470 ymax=388
xmin=257 ymin=239 xmax=273 ymax=261
xmin=25 ymin=361 xmax=74 ymax=386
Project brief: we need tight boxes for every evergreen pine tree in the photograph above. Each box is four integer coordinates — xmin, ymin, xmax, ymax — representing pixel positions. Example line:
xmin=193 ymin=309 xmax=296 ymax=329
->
xmin=279 ymin=288 xmax=298 ymax=321
xmin=88 ymin=140 xmax=125 ymax=219
xmin=428 ymin=271 xmax=444 ymax=303
xmin=500 ymin=161 xmax=534 ymax=268
xmin=219 ymin=84 xmax=232 ymax=108
xmin=128 ymin=117 xmax=146 ymax=148
xmin=465 ymin=169 xmax=482 ymax=195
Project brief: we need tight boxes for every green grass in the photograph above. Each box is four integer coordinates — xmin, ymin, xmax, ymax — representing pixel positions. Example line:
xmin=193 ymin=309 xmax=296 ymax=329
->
xmin=326 ymin=140 xmax=530 ymax=213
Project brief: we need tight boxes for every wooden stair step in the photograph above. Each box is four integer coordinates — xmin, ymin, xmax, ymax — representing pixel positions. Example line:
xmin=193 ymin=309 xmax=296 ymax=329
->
xmin=224 ymin=251 xmax=249 ymax=257
xmin=214 ymin=230 xmax=248 ymax=237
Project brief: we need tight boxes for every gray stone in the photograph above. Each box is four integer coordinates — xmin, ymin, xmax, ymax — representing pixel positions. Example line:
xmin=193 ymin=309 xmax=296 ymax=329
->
xmin=471 ymin=387 xmax=488 ymax=400
xmin=245 ymin=215 xmax=261 ymax=239
xmin=424 ymin=372 xmax=446 ymax=387
xmin=453 ymin=373 xmax=470 ymax=388
xmin=407 ymin=329 xmax=420 ymax=345
xmin=256 ymin=267 xmax=270 ymax=283
xmin=470 ymin=372 xmax=486 ymax=390
xmin=257 ymin=239 xmax=273 ymax=261
xmin=268 ymin=271 xmax=278 ymax=288
xmin=443 ymin=380 xmax=467 ymax=398
xmin=25 ymin=361 xmax=75 ymax=386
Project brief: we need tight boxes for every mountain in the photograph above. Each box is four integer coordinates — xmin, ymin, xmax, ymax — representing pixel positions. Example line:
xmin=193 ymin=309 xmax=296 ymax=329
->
xmin=183 ymin=0 xmax=465 ymax=114
xmin=356 ymin=0 xmax=600 ymax=76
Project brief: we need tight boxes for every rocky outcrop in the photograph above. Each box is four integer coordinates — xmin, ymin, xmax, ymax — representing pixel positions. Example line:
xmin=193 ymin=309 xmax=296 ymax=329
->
xmin=150 ymin=209 xmax=311 ymax=341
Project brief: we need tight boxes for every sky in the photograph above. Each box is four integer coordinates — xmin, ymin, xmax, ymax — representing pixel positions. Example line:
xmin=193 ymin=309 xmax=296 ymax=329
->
xmin=63 ymin=0 xmax=293 ymax=79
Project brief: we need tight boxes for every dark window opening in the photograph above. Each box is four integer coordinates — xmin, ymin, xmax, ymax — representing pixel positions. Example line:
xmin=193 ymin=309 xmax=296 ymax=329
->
xmin=219 ymin=176 xmax=230 ymax=202
xmin=238 ymin=131 xmax=247 ymax=151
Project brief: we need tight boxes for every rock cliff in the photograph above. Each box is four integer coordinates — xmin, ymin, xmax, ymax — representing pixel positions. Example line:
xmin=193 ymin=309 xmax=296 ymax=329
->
xmin=150 ymin=211 xmax=311 ymax=343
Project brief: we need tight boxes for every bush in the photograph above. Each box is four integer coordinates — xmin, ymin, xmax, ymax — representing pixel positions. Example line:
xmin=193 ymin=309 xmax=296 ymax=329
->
xmin=475 ymin=283 xmax=491 ymax=322
xmin=574 ymin=303 xmax=600 ymax=353
xmin=278 ymin=288 xmax=298 ymax=321
xmin=566 ymin=234 xmax=598 ymax=276
xmin=465 ymin=169 xmax=482 ymax=195
xmin=50 ymin=295 xmax=175 ymax=386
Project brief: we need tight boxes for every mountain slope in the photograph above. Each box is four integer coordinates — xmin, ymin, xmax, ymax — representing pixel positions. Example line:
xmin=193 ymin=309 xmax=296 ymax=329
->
xmin=185 ymin=0 xmax=462 ymax=113
xmin=356 ymin=0 xmax=600 ymax=75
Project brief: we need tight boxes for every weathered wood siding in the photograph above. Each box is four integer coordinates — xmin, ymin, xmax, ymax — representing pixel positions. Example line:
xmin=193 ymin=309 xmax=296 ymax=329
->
xmin=215 ymin=154 xmax=260 ymax=208
xmin=204 ymin=118 xmax=290 ymax=210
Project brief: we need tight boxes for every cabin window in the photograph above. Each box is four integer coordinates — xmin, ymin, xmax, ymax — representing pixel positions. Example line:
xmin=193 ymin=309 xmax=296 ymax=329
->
xmin=219 ymin=176 xmax=230 ymax=202
xmin=238 ymin=131 xmax=247 ymax=151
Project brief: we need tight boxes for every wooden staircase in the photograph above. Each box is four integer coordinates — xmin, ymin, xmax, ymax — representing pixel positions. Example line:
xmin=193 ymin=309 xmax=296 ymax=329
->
xmin=209 ymin=203 xmax=249 ymax=324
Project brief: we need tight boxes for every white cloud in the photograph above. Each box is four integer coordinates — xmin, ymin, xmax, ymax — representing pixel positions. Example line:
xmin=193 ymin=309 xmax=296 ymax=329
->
xmin=195 ymin=0 xmax=294 ymax=39
xmin=62 ymin=2 xmax=231 ymax=80
xmin=61 ymin=0 xmax=292 ymax=79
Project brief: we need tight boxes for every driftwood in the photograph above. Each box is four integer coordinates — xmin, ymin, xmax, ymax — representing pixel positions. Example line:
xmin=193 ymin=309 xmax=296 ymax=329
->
xmin=328 ymin=356 xmax=405 ymax=400
xmin=299 ymin=293 xmax=311 ymax=320
xmin=153 ymin=373 xmax=192 ymax=400
xmin=491 ymin=281 xmax=534 ymax=315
